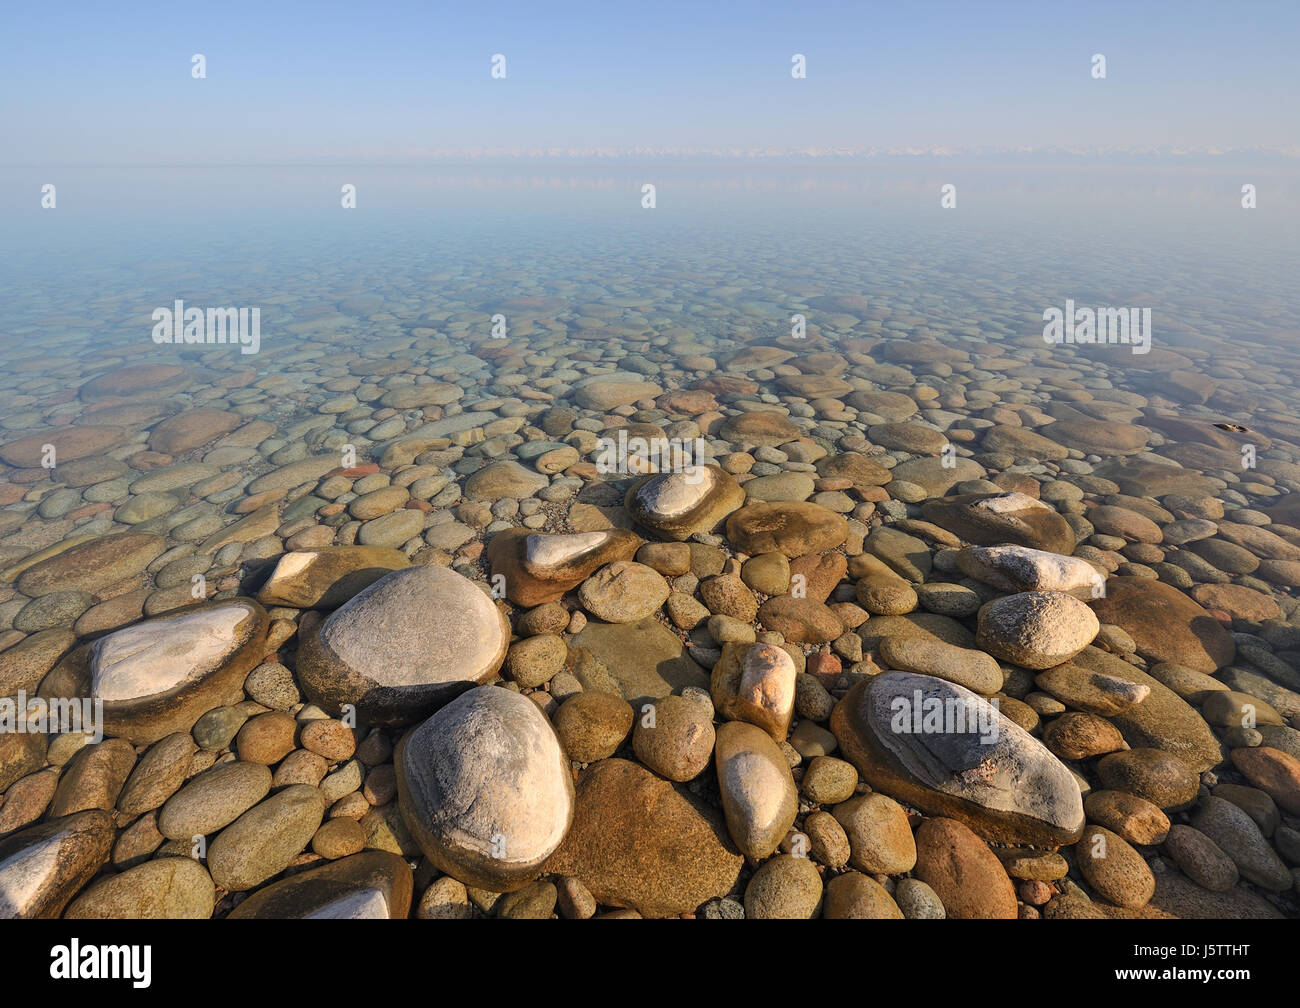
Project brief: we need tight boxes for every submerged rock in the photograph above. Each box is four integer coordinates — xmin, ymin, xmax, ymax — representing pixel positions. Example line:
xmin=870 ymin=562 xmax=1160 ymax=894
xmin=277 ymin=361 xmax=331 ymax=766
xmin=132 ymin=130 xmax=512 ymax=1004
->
xmin=624 ymin=465 xmax=746 ymax=541
xmin=396 ymin=685 xmax=574 ymax=892
xmin=39 ymin=599 xmax=269 ymax=745
xmin=830 ymin=672 xmax=1085 ymax=846
xmin=226 ymin=850 xmax=413 ymax=919
xmin=545 ymin=758 xmax=743 ymax=917
xmin=297 ymin=566 xmax=509 ymax=726
xmin=485 ymin=528 xmax=642 ymax=606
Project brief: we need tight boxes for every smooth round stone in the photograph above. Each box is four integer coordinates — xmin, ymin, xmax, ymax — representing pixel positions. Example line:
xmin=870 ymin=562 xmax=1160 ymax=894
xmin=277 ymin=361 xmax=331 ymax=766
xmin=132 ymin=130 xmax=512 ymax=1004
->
xmin=714 ymin=720 xmax=798 ymax=861
xmin=957 ymin=544 xmax=1103 ymax=598
xmin=922 ymin=492 xmax=1074 ymax=554
xmin=756 ymin=596 xmax=844 ymax=644
xmin=632 ymin=694 xmax=715 ymax=781
xmin=830 ymin=672 xmax=1085 ymax=847
xmin=976 ymin=591 xmax=1099 ymax=670
xmin=64 ymin=857 xmax=215 ymax=919
xmin=228 ymin=850 xmax=413 ymax=919
xmin=635 ymin=542 xmax=692 ymax=576
xmin=348 ymin=486 xmax=410 ymax=521
xmin=730 ymin=642 xmax=797 ymax=741
xmin=879 ymin=635 xmax=1002 ymax=695
xmin=13 ymin=591 xmax=93 ymax=632
xmin=0 ymin=425 xmax=128 ymax=468
xmin=235 ymin=711 xmax=298 ymax=765
xmin=157 ymin=761 xmax=273 ymax=840
xmin=887 ymin=480 xmax=928 ymax=504
xmin=396 ymin=685 xmax=574 ymax=892
xmin=418 ymin=875 xmax=473 ymax=919
xmin=1032 ymin=660 xmax=1149 ymax=715
xmin=573 ymin=377 xmax=663 ymax=411
xmin=1084 ymin=790 xmax=1170 ymax=846
xmin=192 ymin=706 xmax=248 ymax=750
xmin=244 ymin=661 xmax=301 ymax=710
xmin=56 ymin=455 xmax=129 ymax=487
xmin=36 ymin=488 xmax=83 ymax=519
xmin=47 ymin=739 xmax=136 ymax=817
xmin=117 ymin=732 xmax=196 ymax=819
xmin=892 ymin=877 xmax=944 ymax=919
xmin=741 ymin=553 xmax=790 ymax=595
xmin=553 ymin=691 xmax=635 ymax=762
xmin=718 ymin=411 xmax=800 ymax=447
xmin=1042 ymin=712 xmax=1127 ymax=760
xmin=743 ymin=854 xmax=822 ymax=919
xmin=1077 ymin=824 xmax=1155 ymax=908
xmin=356 ymin=509 xmax=424 ymax=547
xmin=831 ymin=792 xmax=917 ymax=875
xmin=577 ymin=562 xmax=669 ymax=623
xmin=504 ymin=634 xmax=567 ymax=689
xmin=869 ymin=422 xmax=948 ymax=455
xmin=1230 ymin=746 xmax=1300 ymax=813
xmin=16 ymin=531 xmax=166 ymax=598
xmin=297 ymin=566 xmax=509 ymax=727
xmin=743 ymin=472 xmax=816 ymax=502
xmin=914 ymin=582 xmax=982 ymax=618
xmin=625 ymin=466 xmax=746 ymax=541
xmin=485 ymin=528 xmax=643 ymax=607
xmin=1161 ymin=824 xmax=1239 ymax=892
xmin=463 ymin=461 xmax=549 ymax=500
xmin=913 ymin=817 xmax=1017 ymax=919
xmin=725 ymin=501 xmax=849 ymax=558
xmin=853 ymin=553 xmax=918 ymax=616
xmin=800 ymin=755 xmax=858 ymax=804
xmin=40 ymin=599 xmax=269 ymax=746
xmin=1090 ymin=577 xmax=1236 ymax=674
xmin=1191 ymin=795 xmax=1292 ymax=890
xmin=546 ymin=758 xmax=744 ymax=918
xmin=495 ymin=879 xmax=558 ymax=918
xmin=1202 ymin=690 xmax=1284 ymax=728
xmin=815 ymin=452 xmax=895 ymax=489
xmin=114 ymin=492 xmax=179 ymax=525
xmin=1097 ymin=748 xmax=1198 ymax=808
xmin=515 ymin=602 xmax=570 ymax=636
xmin=0 ymin=810 xmax=115 ymax=918
xmin=256 ymin=546 xmax=408 ymax=610
xmin=312 ymin=817 xmax=367 ymax=859
xmin=207 ymin=784 xmax=327 ymax=892
xmin=823 ymin=871 xmax=903 ymax=918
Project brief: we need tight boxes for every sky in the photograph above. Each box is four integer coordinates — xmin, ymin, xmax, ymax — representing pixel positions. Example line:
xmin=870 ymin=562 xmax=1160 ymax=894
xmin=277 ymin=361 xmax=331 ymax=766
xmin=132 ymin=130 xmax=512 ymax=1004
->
xmin=2 ymin=0 xmax=1297 ymax=164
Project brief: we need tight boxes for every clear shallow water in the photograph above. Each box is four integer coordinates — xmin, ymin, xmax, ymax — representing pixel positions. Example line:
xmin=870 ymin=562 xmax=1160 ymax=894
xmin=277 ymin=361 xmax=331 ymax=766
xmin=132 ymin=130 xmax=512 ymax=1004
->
xmin=1 ymin=159 xmax=1299 ymax=922
xmin=2 ymin=161 xmax=1297 ymax=380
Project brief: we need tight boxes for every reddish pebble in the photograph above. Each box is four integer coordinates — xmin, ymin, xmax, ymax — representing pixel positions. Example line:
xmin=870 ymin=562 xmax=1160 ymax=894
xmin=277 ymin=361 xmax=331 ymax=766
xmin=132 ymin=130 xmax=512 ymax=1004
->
xmin=806 ymin=651 xmax=842 ymax=687
xmin=332 ymin=463 xmax=380 ymax=478
xmin=318 ymin=502 xmax=346 ymax=517
xmin=128 ymin=451 xmax=173 ymax=470
xmin=1017 ymin=880 xmax=1054 ymax=906
xmin=236 ymin=490 xmax=284 ymax=513
xmin=405 ymin=500 xmax=432 ymax=512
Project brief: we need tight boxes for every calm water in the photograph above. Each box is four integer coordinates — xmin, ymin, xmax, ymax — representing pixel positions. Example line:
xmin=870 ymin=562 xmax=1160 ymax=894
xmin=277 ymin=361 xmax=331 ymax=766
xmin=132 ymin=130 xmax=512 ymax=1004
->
xmin=1 ymin=160 xmax=1297 ymax=409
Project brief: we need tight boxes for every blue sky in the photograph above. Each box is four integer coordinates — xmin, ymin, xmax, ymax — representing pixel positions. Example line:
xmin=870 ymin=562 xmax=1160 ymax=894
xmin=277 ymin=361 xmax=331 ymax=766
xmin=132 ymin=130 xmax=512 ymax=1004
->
xmin=3 ymin=0 xmax=1297 ymax=163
